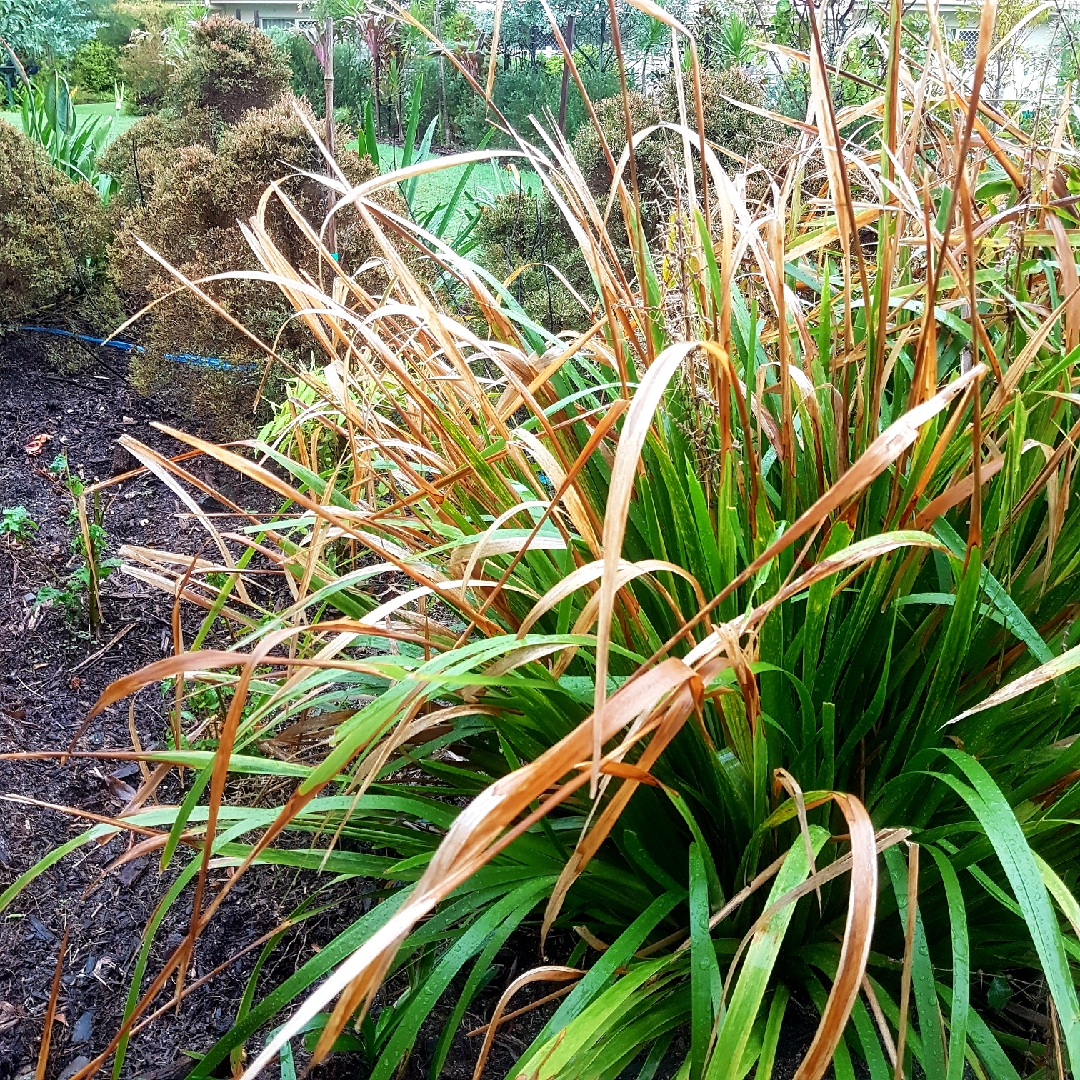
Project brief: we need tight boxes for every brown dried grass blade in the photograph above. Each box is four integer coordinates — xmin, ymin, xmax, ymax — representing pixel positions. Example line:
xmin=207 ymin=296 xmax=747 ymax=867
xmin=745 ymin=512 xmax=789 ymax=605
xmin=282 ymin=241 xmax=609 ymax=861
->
xmin=774 ymin=769 xmax=820 ymax=909
xmin=792 ymin=794 xmax=878 ymax=1080
xmin=913 ymin=0 xmax=996 ymax=402
xmin=471 ymin=967 xmax=582 ymax=1079
xmin=592 ymin=342 xmax=703 ymax=793
xmin=35 ymin=924 xmax=69 ymax=1080
xmin=915 ymin=455 xmax=1006 ymax=530
xmin=863 ymin=974 xmax=899 ymax=1067
xmin=602 ymin=0 xmax=650 ymax=360
xmin=540 ymin=663 xmax=713 ymax=948
xmin=714 ymin=818 xmax=889 ymax=1069
xmin=623 ymin=0 xmax=710 ymax=233
xmin=805 ymin=0 xmax=870 ymax=351
xmin=1047 ymin=213 xmax=1080 ymax=353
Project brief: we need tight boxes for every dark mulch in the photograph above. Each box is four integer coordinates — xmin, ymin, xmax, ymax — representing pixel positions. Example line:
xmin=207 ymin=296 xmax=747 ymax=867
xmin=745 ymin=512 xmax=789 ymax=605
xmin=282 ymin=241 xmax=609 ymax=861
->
xmin=0 ymin=339 xmax=569 ymax=1080
xmin=0 ymin=339 xmax=368 ymax=1080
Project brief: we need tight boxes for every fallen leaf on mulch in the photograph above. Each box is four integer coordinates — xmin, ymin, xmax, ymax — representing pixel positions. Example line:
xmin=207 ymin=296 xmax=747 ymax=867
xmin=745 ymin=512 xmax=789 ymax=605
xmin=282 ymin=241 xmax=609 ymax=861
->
xmin=24 ymin=432 xmax=53 ymax=455
xmin=57 ymin=1056 xmax=91 ymax=1080
xmin=118 ymin=858 xmax=147 ymax=886
xmin=28 ymin=915 xmax=56 ymax=942
xmin=71 ymin=1008 xmax=94 ymax=1043
xmin=104 ymin=775 xmax=137 ymax=802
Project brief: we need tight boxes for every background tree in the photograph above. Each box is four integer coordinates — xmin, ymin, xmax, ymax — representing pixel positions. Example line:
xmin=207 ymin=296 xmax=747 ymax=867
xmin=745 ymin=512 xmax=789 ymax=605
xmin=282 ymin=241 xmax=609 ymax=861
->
xmin=0 ymin=0 xmax=99 ymax=64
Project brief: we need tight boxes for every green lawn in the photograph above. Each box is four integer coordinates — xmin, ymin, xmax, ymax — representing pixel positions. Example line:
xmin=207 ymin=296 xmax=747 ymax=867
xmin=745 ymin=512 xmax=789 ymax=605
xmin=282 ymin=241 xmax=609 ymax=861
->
xmin=0 ymin=101 xmax=141 ymax=142
xmin=370 ymin=141 xmax=542 ymax=236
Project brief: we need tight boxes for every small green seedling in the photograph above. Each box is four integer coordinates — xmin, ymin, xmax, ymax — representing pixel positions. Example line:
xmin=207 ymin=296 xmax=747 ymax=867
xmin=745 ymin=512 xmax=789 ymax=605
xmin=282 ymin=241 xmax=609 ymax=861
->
xmin=33 ymin=453 xmax=119 ymax=629
xmin=1 ymin=506 xmax=37 ymax=542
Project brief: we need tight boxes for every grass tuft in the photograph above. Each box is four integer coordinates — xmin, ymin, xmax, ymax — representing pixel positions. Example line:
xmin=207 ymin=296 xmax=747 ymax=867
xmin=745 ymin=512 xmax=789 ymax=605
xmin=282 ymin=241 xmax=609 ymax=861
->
xmin=10 ymin=3 xmax=1080 ymax=1078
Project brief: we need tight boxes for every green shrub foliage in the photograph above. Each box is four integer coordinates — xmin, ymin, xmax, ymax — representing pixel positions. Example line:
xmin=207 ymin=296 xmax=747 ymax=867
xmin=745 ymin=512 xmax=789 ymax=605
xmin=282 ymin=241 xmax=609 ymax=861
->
xmin=169 ymin=15 xmax=290 ymax=123
xmin=475 ymin=187 xmax=593 ymax=331
xmin=118 ymin=28 xmax=176 ymax=114
xmin=0 ymin=121 xmax=111 ymax=325
xmin=71 ymin=39 xmax=121 ymax=94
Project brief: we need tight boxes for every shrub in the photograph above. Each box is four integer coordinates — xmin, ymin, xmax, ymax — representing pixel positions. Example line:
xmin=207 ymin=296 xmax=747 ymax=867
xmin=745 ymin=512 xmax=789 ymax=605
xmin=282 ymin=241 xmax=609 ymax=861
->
xmin=570 ymin=88 xmax=667 ymax=231
xmin=657 ymin=66 xmax=791 ymax=176
xmin=70 ymin=38 xmax=120 ymax=94
xmin=169 ymin=15 xmax=290 ymax=123
xmin=474 ymin=187 xmax=592 ymax=330
xmin=103 ymin=97 xmax=399 ymax=431
xmin=458 ymin=60 xmax=622 ymax=150
xmin=98 ymin=107 xmax=220 ymax=210
xmin=572 ymin=70 xmax=795 ymax=233
xmin=0 ymin=120 xmax=111 ymax=325
xmin=118 ymin=28 xmax=176 ymax=114
xmin=273 ymin=28 xmax=326 ymax=113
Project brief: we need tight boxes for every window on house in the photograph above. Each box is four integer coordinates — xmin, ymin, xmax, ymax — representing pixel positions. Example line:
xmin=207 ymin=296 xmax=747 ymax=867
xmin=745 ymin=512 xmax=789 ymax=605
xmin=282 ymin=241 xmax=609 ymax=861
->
xmin=956 ymin=29 xmax=980 ymax=64
xmin=261 ymin=17 xmax=298 ymax=30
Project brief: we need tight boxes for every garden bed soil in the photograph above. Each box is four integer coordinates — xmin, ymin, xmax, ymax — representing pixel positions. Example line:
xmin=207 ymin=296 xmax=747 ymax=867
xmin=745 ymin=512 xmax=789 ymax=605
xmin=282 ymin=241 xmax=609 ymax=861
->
xmin=0 ymin=339 xmax=574 ymax=1080
xmin=0 ymin=339 xmax=366 ymax=1079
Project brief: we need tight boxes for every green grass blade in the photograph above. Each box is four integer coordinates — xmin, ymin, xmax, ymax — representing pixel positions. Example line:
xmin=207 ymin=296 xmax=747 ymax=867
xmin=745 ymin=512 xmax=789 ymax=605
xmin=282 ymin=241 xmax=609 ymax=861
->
xmin=707 ymin=827 xmax=828 ymax=1080
xmin=936 ymin=750 xmax=1080 ymax=1071
xmin=0 ymin=823 xmax=115 ymax=912
xmin=370 ymin=877 xmax=552 ymax=1080
xmin=188 ymin=887 xmax=415 ymax=1077
xmin=517 ymin=891 xmax=683 ymax=1074
xmin=884 ymin=845 xmax=947 ymax=1080
xmin=928 ymin=846 xmax=969 ymax=1080
xmin=754 ymin=984 xmax=789 ymax=1080
xmin=690 ymin=842 xmax=722 ymax=1080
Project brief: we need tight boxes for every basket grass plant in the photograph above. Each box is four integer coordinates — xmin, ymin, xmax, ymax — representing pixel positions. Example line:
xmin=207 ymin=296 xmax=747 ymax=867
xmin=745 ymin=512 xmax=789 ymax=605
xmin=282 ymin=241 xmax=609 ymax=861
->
xmin=8 ymin=0 xmax=1080 ymax=1077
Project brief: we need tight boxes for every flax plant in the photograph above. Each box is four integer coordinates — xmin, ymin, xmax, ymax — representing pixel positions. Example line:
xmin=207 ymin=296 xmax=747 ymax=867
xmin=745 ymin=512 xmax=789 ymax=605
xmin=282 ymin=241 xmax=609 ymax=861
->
xmin=9 ymin=2 xmax=1080 ymax=1078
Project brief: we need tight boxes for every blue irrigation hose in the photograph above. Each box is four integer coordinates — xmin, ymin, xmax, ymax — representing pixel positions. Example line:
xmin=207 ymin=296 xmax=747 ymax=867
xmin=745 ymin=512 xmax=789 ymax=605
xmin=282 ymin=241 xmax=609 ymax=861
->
xmin=12 ymin=325 xmax=259 ymax=372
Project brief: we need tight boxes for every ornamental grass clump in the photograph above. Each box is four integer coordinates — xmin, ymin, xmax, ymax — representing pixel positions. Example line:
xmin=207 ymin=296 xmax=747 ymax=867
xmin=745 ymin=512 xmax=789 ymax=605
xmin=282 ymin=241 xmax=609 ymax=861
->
xmin=12 ymin=1 xmax=1080 ymax=1078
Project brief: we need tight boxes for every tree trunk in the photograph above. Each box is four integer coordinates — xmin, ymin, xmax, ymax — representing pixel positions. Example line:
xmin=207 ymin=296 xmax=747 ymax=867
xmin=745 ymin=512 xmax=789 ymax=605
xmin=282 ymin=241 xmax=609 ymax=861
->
xmin=324 ymin=17 xmax=337 ymax=258
xmin=558 ymin=14 xmax=575 ymax=137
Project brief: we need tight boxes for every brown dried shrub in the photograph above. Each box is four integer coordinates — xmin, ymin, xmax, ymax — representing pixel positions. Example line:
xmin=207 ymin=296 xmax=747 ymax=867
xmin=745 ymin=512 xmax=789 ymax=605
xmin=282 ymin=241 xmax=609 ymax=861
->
xmin=99 ymin=109 xmax=223 ymax=210
xmin=169 ymin=15 xmax=290 ymax=124
xmin=571 ymin=69 xmax=796 ymax=232
xmin=0 ymin=121 xmax=112 ymax=328
xmin=104 ymin=97 xmax=403 ymax=433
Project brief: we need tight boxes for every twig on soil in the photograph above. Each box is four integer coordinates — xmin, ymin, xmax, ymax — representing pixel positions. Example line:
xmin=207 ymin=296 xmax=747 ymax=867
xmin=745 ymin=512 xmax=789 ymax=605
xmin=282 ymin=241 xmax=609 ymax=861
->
xmin=70 ymin=622 xmax=136 ymax=674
